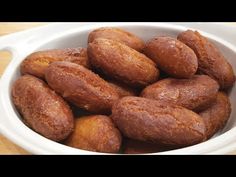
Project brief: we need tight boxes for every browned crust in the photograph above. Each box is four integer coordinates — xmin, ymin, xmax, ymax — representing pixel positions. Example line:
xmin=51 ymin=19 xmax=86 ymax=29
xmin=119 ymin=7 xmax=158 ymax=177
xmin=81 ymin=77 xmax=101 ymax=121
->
xmin=123 ymin=138 xmax=173 ymax=154
xmin=65 ymin=115 xmax=122 ymax=153
xmin=144 ymin=36 xmax=198 ymax=78
xmin=141 ymin=75 xmax=219 ymax=112
xmin=11 ymin=74 xmax=74 ymax=141
xmin=177 ymin=30 xmax=235 ymax=89
xmin=199 ymin=92 xmax=231 ymax=139
xmin=88 ymin=27 xmax=145 ymax=51
xmin=20 ymin=48 xmax=90 ymax=79
xmin=107 ymin=80 xmax=137 ymax=97
xmin=45 ymin=61 xmax=120 ymax=114
xmin=111 ymin=96 xmax=206 ymax=147
xmin=88 ymin=38 xmax=159 ymax=87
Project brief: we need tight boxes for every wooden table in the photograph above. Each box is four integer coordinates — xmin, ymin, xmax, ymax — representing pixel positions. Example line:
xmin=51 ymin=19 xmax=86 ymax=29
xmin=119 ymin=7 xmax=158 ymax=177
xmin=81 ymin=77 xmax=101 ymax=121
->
xmin=0 ymin=23 xmax=236 ymax=154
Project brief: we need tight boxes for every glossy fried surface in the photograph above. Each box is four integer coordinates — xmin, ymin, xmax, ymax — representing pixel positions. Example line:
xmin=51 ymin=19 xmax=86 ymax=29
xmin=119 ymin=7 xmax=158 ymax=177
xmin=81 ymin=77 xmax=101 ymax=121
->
xmin=88 ymin=27 xmax=145 ymax=51
xmin=199 ymin=92 xmax=231 ymax=139
xmin=65 ymin=115 xmax=122 ymax=153
xmin=144 ymin=36 xmax=198 ymax=78
xmin=177 ymin=30 xmax=235 ymax=89
xmin=13 ymin=26 xmax=235 ymax=153
xmin=21 ymin=48 xmax=90 ymax=79
xmin=45 ymin=61 xmax=120 ymax=114
xmin=111 ymin=97 xmax=206 ymax=147
xmin=11 ymin=75 xmax=74 ymax=141
xmin=141 ymin=75 xmax=219 ymax=112
xmin=88 ymin=38 xmax=159 ymax=87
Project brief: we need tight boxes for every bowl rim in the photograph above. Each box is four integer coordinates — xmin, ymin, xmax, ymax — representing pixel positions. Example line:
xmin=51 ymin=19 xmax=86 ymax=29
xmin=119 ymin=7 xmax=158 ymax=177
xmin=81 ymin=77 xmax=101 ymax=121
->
xmin=1 ymin=22 xmax=236 ymax=154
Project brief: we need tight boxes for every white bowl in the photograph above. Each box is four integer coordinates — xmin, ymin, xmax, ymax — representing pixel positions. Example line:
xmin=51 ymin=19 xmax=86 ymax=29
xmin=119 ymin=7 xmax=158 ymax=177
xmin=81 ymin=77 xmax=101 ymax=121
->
xmin=1 ymin=23 xmax=236 ymax=154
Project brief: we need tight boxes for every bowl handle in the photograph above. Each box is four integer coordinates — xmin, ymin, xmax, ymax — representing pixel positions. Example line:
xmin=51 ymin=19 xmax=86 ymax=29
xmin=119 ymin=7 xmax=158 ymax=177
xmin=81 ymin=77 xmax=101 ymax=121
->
xmin=0 ymin=35 xmax=20 ymax=63
xmin=0 ymin=46 xmax=19 ymax=75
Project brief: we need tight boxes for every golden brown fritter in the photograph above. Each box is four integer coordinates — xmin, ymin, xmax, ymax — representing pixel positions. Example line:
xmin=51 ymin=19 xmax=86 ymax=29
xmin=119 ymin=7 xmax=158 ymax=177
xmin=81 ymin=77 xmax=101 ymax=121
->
xmin=88 ymin=38 xmax=159 ymax=87
xmin=21 ymin=47 xmax=90 ymax=79
xmin=65 ymin=115 xmax=122 ymax=153
xmin=88 ymin=27 xmax=145 ymax=51
xmin=111 ymin=96 xmax=206 ymax=147
xmin=199 ymin=92 xmax=231 ymax=139
xmin=144 ymin=36 xmax=198 ymax=78
xmin=141 ymin=75 xmax=219 ymax=112
xmin=45 ymin=61 xmax=120 ymax=114
xmin=11 ymin=75 xmax=74 ymax=141
xmin=177 ymin=30 xmax=235 ymax=89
